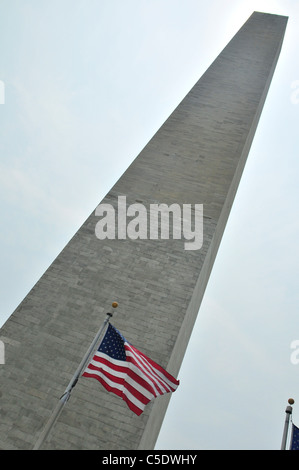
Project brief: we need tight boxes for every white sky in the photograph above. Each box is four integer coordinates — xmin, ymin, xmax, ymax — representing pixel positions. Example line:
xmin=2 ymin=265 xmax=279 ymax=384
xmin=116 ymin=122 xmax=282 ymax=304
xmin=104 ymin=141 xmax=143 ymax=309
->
xmin=0 ymin=0 xmax=299 ymax=450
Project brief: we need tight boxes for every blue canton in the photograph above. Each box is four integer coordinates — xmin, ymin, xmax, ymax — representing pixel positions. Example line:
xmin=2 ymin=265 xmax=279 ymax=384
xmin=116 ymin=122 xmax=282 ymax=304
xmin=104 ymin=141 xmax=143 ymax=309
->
xmin=291 ymin=424 xmax=299 ymax=450
xmin=98 ymin=323 xmax=127 ymax=361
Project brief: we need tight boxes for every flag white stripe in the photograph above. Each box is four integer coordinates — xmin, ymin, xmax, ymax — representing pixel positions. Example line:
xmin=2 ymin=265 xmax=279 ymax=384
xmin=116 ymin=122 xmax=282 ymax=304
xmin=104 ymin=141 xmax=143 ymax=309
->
xmin=90 ymin=351 xmax=126 ymax=369
xmin=133 ymin=350 xmax=173 ymax=391
xmin=86 ymin=352 xmax=156 ymax=401
xmin=82 ymin=323 xmax=179 ymax=415
xmin=135 ymin=351 xmax=178 ymax=389
xmin=143 ymin=357 xmax=178 ymax=390
xmin=126 ymin=345 xmax=171 ymax=394
xmin=126 ymin=349 xmax=166 ymax=395
xmin=125 ymin=347 xmax=164 ymax=396
xmin=85 ymin=367 xmax=149 ymax=412
xmin=89 ymin=347 xmax=177 ymax=395
xmin=139 ymin=355 xmax=178 ymax=389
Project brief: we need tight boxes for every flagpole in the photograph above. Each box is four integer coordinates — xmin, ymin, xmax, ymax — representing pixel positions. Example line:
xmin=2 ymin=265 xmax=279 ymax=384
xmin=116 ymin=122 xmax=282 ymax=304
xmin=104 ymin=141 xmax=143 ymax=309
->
xmin=33 ymin=302 xmax=118 ymax=450
xmin=281 ymin=398 xmax=294 ymax=450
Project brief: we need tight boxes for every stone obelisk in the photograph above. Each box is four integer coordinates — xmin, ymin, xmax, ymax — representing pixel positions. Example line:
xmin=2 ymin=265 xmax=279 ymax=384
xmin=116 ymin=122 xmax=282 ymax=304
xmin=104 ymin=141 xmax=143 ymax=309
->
xmin=0 ymin=12 xmax=288 ymax=449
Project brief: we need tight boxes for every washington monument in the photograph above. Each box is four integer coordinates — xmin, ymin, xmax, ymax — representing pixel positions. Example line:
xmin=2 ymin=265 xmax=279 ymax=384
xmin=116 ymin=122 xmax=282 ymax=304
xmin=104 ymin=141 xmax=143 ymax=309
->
xmin=0 ymin=12 xmax=288 ymax=449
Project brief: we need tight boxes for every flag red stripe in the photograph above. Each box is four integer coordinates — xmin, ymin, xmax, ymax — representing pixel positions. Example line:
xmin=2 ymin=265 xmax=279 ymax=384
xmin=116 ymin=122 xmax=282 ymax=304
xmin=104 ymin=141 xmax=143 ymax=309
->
xmin=84 ymin=349 xmax=179 ymax=401
xmin=87 ymin=352 xmax=172 ymax=397
xmin=126 ymin=352 xmax=166 ymax=395
xmin=82 ymin=324 xmax=179 ymax=415
xmin=129 ymin=344 xmax=179 ymax=386
xmin=83 ymin=370 xmax=149 ymax=415
xmin=125 ymin=344 xmax=179 ymax=393
xmin=82 ymin=372 xmax=143 ymax=415
xmin=84 ymin=360 xmax=157 ymax=401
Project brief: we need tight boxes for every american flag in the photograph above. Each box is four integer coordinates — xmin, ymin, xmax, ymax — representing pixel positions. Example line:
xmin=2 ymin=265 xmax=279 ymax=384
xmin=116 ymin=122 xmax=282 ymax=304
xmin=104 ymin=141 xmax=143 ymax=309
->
xmin=290 ymin=423 xmax=299 ymax=450
xmin=82 ymin=323 xmax=179 ymax=415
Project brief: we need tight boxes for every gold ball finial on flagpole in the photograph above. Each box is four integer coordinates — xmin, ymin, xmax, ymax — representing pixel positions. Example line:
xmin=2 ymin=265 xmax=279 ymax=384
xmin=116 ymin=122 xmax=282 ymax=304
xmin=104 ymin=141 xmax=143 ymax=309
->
xmin=112 ymin=302 xmax=118 ymax=309
xmin=288 ymin=398 xmax=295 ymax=405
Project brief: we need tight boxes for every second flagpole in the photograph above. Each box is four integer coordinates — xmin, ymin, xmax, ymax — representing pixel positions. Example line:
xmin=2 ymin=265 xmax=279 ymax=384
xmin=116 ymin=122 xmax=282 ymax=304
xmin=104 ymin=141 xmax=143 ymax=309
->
xmin=281 ymin=398 xmax=294 ymax=450
xmin=33 ymin=302 xmax=118 ymax=450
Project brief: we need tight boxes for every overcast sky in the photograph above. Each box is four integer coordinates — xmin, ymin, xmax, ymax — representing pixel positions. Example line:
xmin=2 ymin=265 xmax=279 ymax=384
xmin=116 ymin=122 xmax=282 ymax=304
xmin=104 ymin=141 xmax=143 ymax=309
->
xmin=0 ymin=0 xmax=299 ymax=450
